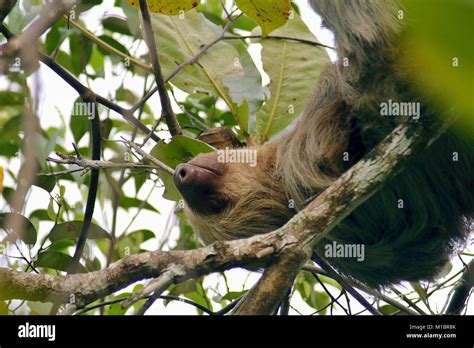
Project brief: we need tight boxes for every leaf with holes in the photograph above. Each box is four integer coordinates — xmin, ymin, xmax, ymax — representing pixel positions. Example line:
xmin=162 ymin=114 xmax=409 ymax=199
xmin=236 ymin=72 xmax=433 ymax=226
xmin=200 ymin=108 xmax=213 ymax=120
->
xmin=125 ymin=0 xmax=200 ymax=15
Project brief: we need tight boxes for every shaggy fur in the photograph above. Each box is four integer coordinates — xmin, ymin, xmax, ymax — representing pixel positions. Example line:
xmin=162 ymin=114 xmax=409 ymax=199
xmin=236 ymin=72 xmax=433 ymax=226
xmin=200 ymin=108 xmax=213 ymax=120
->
xmin=175 ymin=0 xmax=474 ymax=287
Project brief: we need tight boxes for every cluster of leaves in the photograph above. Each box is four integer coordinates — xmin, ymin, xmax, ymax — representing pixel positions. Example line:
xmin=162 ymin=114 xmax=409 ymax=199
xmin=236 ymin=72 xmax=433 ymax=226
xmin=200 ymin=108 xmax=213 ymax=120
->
xmin=2 ymin=0 xmax=469 ymax=315
xmin=0 ymin=0 xmax=333 ymax=315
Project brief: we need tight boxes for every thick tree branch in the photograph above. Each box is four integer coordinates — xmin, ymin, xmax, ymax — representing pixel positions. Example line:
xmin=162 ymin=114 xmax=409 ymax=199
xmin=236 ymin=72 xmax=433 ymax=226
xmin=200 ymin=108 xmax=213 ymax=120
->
xmin=0 ymin=233 xmax=281 ymax=306
xmin=232 ymin=115 xmax=452 ymax=315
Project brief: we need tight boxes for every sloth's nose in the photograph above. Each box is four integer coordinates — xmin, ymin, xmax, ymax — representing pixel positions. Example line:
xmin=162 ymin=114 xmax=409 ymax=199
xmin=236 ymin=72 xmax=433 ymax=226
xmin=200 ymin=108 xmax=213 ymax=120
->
xmin=173 ymin=164 xmax=194 ymax=187
xmin=177 ymin=165 xmax=189 ymax=181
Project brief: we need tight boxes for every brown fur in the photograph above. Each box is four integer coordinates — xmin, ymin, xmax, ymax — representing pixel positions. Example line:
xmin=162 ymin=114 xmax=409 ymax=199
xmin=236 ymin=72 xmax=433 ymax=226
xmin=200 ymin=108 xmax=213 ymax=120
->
xmin=174 ymin=0 xmax=474 ymax=286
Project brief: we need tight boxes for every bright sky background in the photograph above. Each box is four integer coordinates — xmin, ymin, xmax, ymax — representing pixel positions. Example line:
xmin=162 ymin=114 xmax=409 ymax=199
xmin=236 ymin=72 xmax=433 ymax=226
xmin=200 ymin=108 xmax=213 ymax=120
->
xmin=0 ymin=0 xmax=471 ymax=315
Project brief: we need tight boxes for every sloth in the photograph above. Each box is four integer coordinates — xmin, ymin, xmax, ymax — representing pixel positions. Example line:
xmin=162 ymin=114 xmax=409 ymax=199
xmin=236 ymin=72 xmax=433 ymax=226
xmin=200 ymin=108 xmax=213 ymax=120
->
xmin=173 ymin=0 xmax=474 ymax=287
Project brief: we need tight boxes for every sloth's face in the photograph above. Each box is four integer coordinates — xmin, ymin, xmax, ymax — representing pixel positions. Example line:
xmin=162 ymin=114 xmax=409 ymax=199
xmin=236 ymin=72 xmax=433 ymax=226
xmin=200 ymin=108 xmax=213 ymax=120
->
xmin=173 ymin=146 xmax=295 ymax=244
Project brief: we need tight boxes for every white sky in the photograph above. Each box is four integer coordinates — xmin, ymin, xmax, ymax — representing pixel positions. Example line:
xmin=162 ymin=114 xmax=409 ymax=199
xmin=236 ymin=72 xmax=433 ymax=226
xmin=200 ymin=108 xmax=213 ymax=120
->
xmin=0 ymin=0 xmax=471 ymax=315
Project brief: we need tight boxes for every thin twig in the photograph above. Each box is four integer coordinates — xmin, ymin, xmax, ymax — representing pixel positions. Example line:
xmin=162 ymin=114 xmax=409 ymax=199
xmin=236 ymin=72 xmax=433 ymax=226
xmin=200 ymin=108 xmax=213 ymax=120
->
xmin=47 ymin=153 xmax=160 ymax=172
xmin=122 ymin=137 xmax=175 ymax=175
xmin=138 ymin=0 xmax=181 ymax=136
xmin=222 ymin=34 xmax=334 ymax=49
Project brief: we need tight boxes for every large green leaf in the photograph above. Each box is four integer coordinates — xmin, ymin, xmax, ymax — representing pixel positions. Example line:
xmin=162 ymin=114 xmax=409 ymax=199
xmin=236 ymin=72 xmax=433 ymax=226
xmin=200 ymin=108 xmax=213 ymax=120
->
xmin=151 ymin=135 xmax=214 ymax=201
xmin=102 ymin=15 xmax=132 ymax=36
xmin=49 ymin=221 xmax=111 ymax=242
xmin=119 ymin=196 xmax=160 ymax=214
xmin=148 ymin=10 xmax=252 ymax=129
xmin=222 ymin=40 xmax=265 ymax=133
xmin=254 ymin=13 xmax=330 ymax=142
xmin=34 ymin=250 xmax=87 ymax=273
xmin=400 ymin=0 xmax=474 ymax=134
xmin=69 ymin=31 xmax=93 ymax=76
xmin=0 ymin=213 xmax=37 ymax=245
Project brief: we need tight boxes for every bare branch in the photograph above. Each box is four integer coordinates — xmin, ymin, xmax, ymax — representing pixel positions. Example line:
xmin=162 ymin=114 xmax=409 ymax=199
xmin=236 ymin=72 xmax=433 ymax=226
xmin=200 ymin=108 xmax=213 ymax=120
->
xmin=123 ymin=138 xmax=175 ymax=175
xmin=46 ymin=153 xmax=161 ymax=174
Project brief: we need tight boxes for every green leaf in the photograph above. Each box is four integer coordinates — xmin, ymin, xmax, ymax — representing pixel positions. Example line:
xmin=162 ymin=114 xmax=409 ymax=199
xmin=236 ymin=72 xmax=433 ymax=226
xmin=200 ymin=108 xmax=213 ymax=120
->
xmin=125 ymin=0 xmax=200 ymax=15
xmin=1 ymin=187 xmax=14 ymax=206
xmin=148 ymin=10 xmax=246 ymax=127
xmin=55 ymin=50 xmax=74 ymax=73
xmin=76 ymin=0 xmax=103 ymax=13
xmin=107 ymin=293 xmax=130 ymax=315
xmin=112 ymin=230 xmax=156 ymax=260
xmin=70 ymin=98 xmax=91 ymax=144
xmin=97 ymin=34 xmax=131 ymax=56
xmin=222 ymin=40 xmax=265 ymax=131
xmin=47 ymin=197 xmax=57 ymax=221
xmin=231 ymin=15 xmax=258 ymax=32
xmin=119 ymin=196 xmax=160 ymax=214
xmin=29 ymin=209 xmax=50 ymax=221
xmin=46 ymin=239 xmax=77 ymax=252
xmin=89 ymin=47 xmax=105 ymax=78
xmin=0 ymin=301 xmax=9 ymax=314
xmin=45 ymin=21 xmax=68 ymax=55
xmin=410 ymin=282 xmax=428 ymax=302
xmin=69 ymin=32 xmax=93 ymax=76
xmin=235 ymin=0 xmax=291 ymax=36
xmin=0 ymin=213 xmax=37 ymax=245
xmin=0 ymin=91 xmax=23 ymax=105
xmin=102 ymin=15 xmax=132 ymax=35
xmin=379 ymin=304 xmax=399 ymax=315
xmin=254 ymin=12 xmax=330 ymax=142
xmin=150 ymin=135 xmax=214 ymax=201
xmin=134 ymin=172 xmax=148 ymax=193
xmin=49 ymin=221 xmax=111 ymax=242
xmin=32 ymin=175 xmax=56 ymax=193
xmin=221 ymin=290 xmax=247 ymax=301
xmin=400 ymin=0 xmax=474 ymax=134
xmin=34 ymin=250 xmax=87 ymax=273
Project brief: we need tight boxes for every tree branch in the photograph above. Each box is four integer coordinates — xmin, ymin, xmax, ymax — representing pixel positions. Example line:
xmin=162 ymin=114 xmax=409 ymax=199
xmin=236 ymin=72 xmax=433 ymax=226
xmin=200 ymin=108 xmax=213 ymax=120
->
xmin=0 ymin=116 xmax=454 ymax=314
xmin=138 ymin=0 xmax=181 ymax=136
xmin=445 ymin=259 xmax=474 ymax=314
xmin=231 ymin=115 xmax=452 ymax=315
xmin=46 ymin=152 xmax=172 ymax=175
xmin=0 ymin=23 xmax=160 ymax=143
